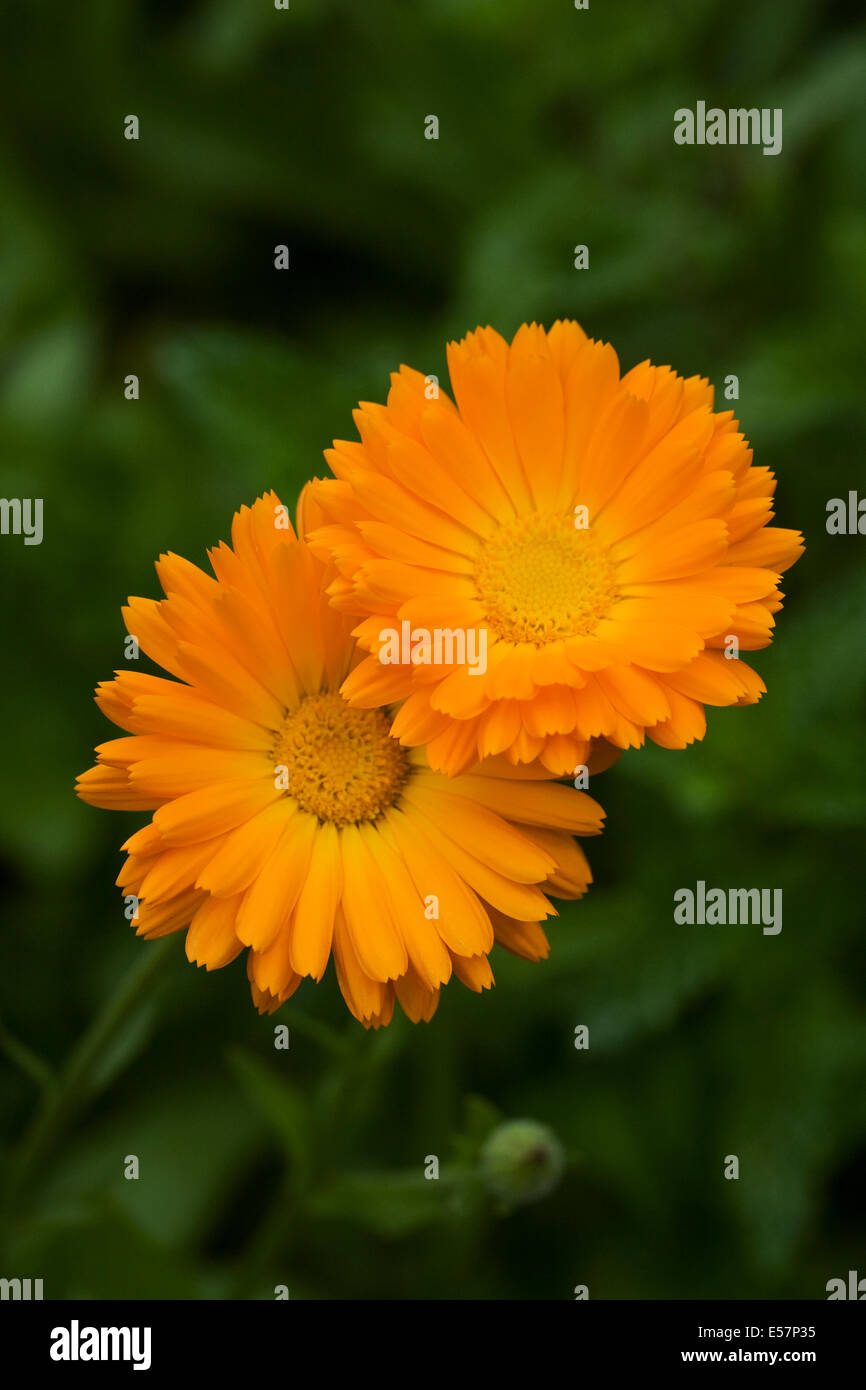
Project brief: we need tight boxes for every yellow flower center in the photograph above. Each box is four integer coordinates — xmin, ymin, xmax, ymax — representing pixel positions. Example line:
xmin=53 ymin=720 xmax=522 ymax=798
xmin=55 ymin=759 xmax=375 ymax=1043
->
xmin=273 ymin=693 xmax=408 ymax=827
xmin=474 ymin=512 xmax=618 ymax=644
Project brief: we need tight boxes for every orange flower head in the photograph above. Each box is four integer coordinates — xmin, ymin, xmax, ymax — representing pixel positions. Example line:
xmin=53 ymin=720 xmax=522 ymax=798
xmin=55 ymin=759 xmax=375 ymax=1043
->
xmin=308 ymin=321 xmax=804 ymax=776
xmin=76 ymin=491 xmax=605 ymax=1027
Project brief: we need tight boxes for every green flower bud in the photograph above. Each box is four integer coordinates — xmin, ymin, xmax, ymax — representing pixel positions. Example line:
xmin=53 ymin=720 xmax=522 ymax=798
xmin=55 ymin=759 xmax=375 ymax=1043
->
xmin=479 ymin=1118 xmax=565 ymax=1206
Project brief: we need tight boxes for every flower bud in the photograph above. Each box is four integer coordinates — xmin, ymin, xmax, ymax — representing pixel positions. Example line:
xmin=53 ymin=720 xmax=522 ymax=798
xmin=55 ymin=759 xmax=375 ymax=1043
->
xmin=479 ymin=1118 xmax=565 ymax=1206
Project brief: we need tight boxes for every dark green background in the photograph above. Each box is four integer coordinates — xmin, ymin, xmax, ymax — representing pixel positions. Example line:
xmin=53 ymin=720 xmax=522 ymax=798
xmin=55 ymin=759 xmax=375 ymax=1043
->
xmin=1 ymin=0 xmax=864 ymax=1300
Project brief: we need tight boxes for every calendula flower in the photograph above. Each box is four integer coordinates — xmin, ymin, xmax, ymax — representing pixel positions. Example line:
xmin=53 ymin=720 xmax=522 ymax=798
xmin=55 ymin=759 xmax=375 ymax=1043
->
xmin=76 ymin=492 xmax=604 ymax=1027
xmin=307 ymin=321 xmax=804 ymax=776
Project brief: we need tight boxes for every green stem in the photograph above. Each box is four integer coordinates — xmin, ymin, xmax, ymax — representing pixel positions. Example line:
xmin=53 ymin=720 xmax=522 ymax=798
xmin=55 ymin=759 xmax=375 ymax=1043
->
xmin=0 ymin=1013 xmax=56 ymax=1093
xmin=228 ymin=1018 xmax=390 ymax=1297
xmin=229 ymin=1173 xmax=299 ymax=1299
xmin=2 ymin=938 xmax=176 ymax=1210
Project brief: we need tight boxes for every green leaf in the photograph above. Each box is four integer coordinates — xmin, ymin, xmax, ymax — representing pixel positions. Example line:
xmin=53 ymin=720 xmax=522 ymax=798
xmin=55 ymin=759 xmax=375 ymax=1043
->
xmin=450 ymin=1094 xmax=505 ymax=1165
xmin=227 ymin=1047 xmax=312 ymax=1192
xmin=310 ymin=1170 xmax=450 ymax=1238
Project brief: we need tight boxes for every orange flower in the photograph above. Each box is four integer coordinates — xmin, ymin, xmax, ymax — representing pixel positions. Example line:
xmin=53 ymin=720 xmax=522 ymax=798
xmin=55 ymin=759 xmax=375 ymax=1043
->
xmin=308 ymin=321 xmax=804 ymax=776
xmin=76 ymin=492 xmax=604 ymax=1026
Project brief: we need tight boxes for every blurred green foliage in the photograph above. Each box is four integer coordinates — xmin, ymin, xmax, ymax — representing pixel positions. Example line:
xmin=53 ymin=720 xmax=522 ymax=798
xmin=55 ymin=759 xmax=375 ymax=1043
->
xmin=0 ymin=0 xmax=865 ymax=1299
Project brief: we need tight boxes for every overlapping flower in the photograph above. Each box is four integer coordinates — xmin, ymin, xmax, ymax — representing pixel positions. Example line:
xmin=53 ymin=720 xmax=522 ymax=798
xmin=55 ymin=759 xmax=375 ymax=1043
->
xmin=77 ymin=321 xmax=802 ymax=1024
xmin=77 ymin=490 xmax=603 ymax=1026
